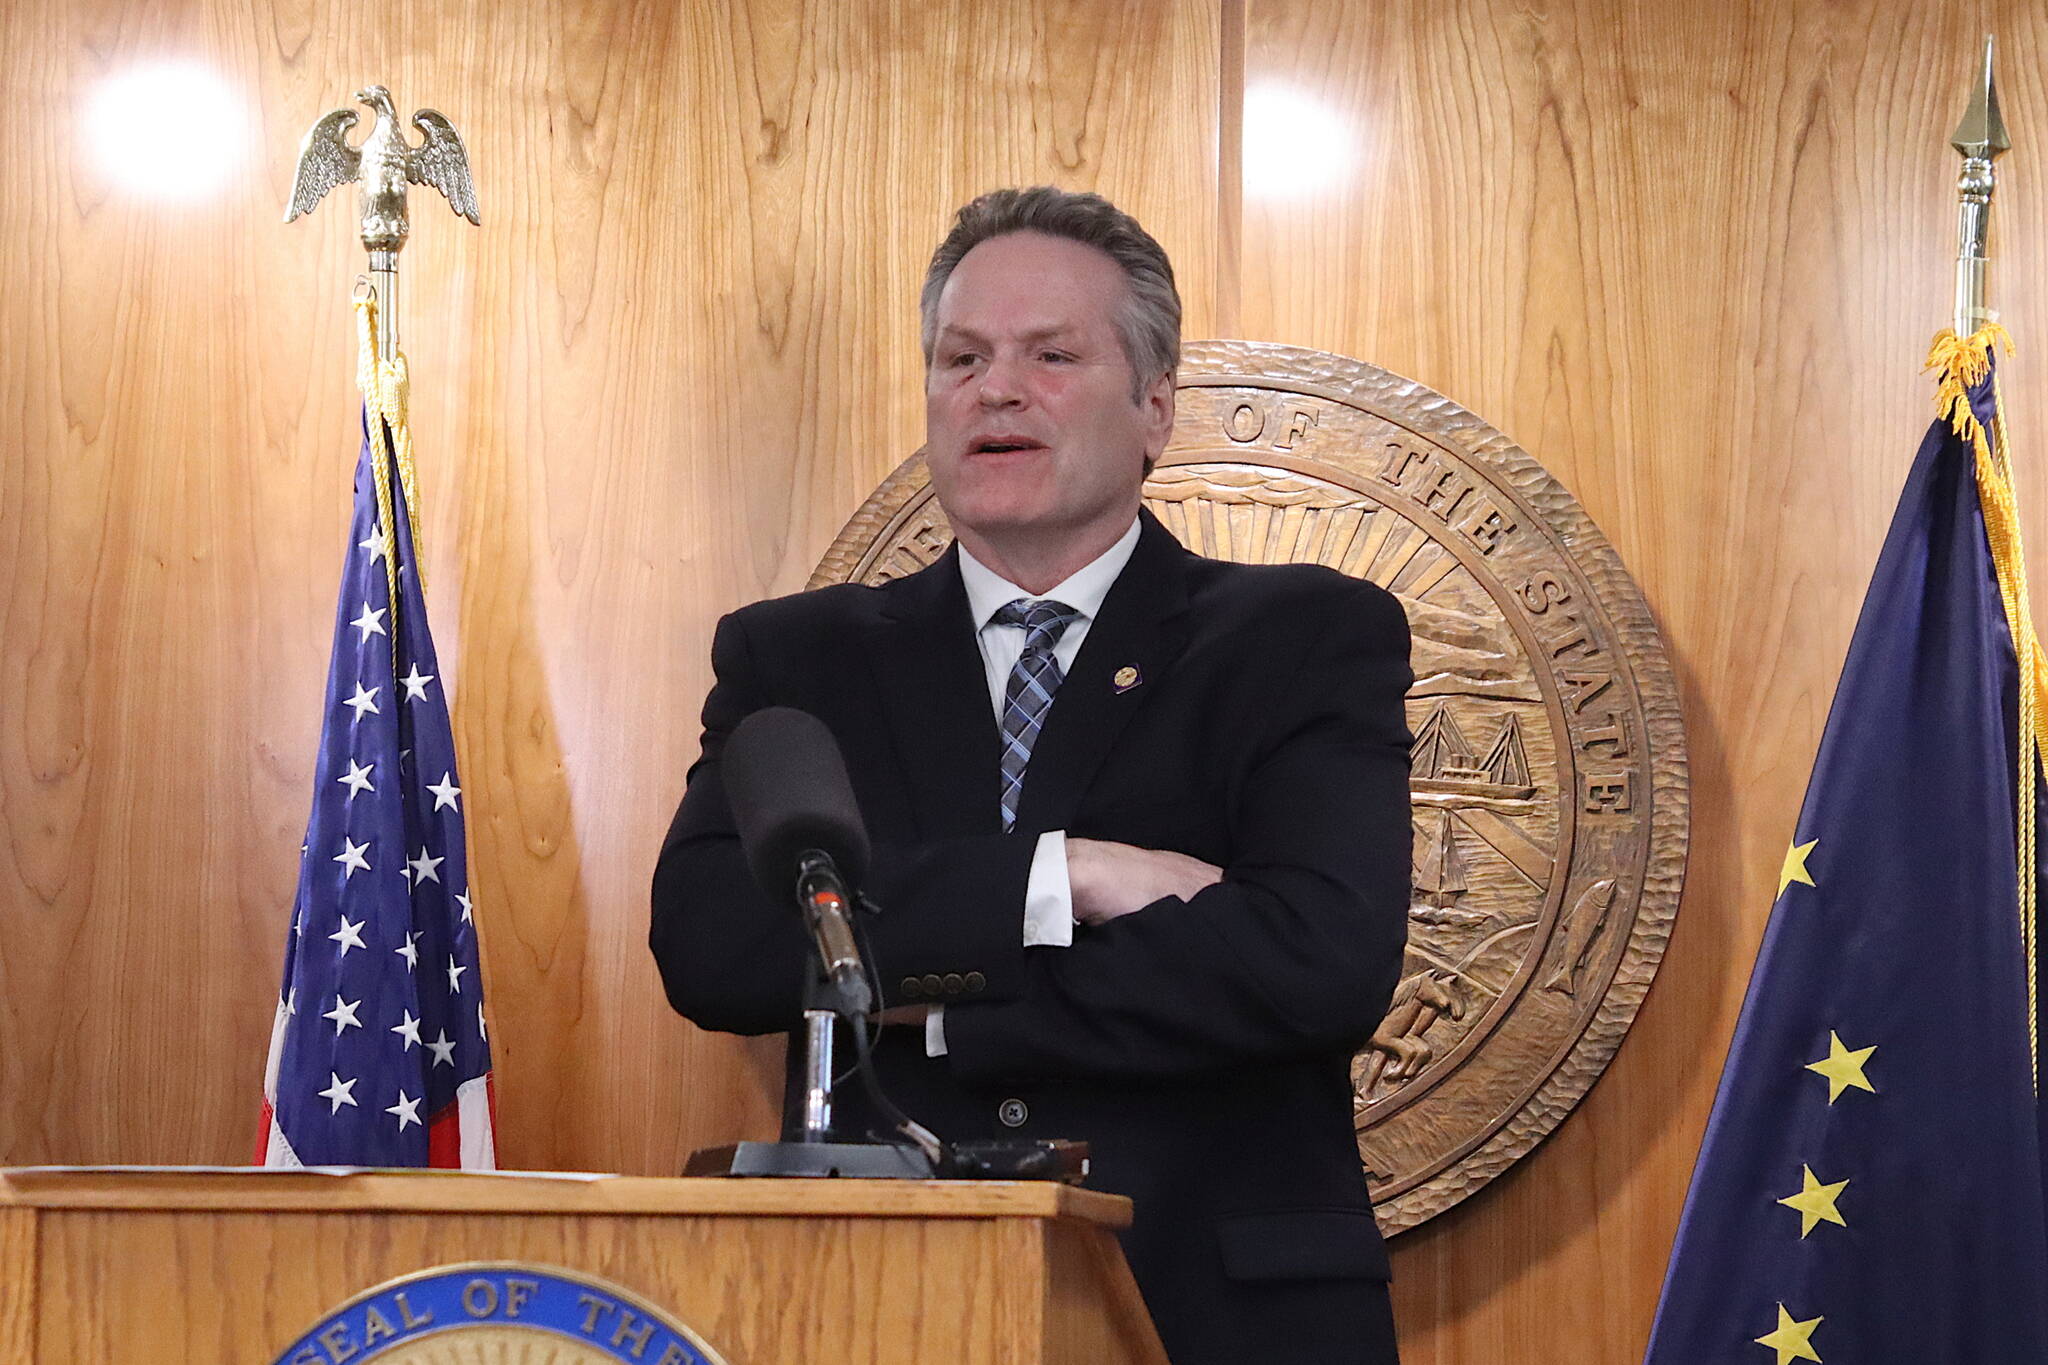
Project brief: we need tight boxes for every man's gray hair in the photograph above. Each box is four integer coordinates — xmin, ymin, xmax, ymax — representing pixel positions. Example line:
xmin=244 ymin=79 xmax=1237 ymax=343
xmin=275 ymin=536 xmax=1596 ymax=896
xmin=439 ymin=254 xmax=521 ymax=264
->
xmin=919 ymin=187 xmax=1181 ymax=402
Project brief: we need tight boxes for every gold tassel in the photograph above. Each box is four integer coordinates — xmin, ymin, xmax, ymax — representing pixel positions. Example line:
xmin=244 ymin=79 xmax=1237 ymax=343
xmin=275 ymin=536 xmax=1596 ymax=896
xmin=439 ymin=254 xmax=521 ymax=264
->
xmin=1927 ymin=323 xmax=2041 ymax=1088
xmin=352 ymin=294 xmax=429 ymax=676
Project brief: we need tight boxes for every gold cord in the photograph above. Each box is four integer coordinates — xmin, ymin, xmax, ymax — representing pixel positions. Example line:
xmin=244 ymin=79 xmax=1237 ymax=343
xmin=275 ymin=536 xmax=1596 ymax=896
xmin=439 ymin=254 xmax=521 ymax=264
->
xmin=352 ymin=294 xmax=428 ymax=673
xmin=1927 ymin=323 xmax=2042 ymax=1088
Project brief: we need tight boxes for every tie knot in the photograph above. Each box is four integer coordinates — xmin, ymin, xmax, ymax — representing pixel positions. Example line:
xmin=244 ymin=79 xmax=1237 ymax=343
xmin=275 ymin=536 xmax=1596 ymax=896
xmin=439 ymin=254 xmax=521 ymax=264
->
xmin=994 ymin=598 xmax=1079 ymax=650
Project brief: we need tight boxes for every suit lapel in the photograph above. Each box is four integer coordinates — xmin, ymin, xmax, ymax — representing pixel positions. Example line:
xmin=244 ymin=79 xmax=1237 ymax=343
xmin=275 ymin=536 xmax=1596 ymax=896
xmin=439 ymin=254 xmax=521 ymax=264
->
xmin=867 ymin=546 xmax=1005 ymax=838
xmin=1015 ymin=510 xmax=1192 ymax=832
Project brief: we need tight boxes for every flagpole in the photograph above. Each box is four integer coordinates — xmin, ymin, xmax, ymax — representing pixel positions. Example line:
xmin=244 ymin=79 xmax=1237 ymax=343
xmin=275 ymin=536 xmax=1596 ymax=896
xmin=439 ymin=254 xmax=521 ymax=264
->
xmin=1952 ymin=35 xmax=2009 ymax=338
xmin=267 ymin=89 xmax=495 ymax=1172
xmin=369 ymin=252 xmax=399 ymax=364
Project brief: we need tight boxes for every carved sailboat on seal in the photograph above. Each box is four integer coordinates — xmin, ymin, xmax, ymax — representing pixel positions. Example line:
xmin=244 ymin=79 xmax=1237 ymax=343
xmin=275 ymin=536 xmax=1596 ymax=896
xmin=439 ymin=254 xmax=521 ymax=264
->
xmin=1414 ymin=811 xmax=1468 ymax=909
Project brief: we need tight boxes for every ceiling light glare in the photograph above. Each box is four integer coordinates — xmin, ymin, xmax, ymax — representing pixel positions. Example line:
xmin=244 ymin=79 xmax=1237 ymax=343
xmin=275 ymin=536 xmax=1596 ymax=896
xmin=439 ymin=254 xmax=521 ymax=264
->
xmin=85 ymin=62 xmax=250 ymax=201
xmin=1241 ymin=83 xmax=1357 ymax=201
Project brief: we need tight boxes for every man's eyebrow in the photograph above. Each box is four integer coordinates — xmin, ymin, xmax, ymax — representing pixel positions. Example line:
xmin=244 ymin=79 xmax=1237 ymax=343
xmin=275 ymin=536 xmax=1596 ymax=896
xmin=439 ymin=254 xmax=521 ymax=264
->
xmin=932 ymin=322 xmax=1082 ymax=347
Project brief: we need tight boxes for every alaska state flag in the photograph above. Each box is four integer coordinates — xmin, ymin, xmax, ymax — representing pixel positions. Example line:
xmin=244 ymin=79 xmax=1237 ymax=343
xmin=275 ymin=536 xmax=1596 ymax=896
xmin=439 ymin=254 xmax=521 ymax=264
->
xmin=257 ymin=400 xmax=496 ymax=1168
xmin=1644 ymin=335 xmax=2048 ymax=1362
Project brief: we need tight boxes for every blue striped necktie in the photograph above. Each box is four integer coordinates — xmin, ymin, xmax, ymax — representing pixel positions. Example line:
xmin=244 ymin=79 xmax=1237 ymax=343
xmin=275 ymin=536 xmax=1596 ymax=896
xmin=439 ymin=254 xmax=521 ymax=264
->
xmin=993 ymin=598 xmax=1080 ymax=831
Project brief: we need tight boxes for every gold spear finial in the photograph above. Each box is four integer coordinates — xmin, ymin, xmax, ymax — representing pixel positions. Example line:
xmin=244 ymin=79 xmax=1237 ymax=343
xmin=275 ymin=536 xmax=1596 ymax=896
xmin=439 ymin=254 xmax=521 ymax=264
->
xmin=1951 ymin=35 xmax=2010 ymax=159
xmin=1952 ymin=36 xmax=2009 ymax=337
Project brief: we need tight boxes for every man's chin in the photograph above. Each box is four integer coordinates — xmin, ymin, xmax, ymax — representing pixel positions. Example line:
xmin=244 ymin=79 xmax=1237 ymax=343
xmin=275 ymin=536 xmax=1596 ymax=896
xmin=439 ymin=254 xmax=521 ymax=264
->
xmin=936 ymin=488 xmax=1055 ymax=539
xmin=947 ymin=510 xmax=1050 ymax=546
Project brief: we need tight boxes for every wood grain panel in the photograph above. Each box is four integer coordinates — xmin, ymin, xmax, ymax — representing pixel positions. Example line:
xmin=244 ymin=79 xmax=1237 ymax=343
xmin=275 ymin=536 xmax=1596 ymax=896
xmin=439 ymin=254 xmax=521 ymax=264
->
xmin=25 ymin=1204 xmax=1156 ymax=1364
xmin=1240 ymin=2 xmax=2048 ymax=1361
xmin=0 ymin=1207 xmax=34 ymax=1360
xmin=0 ymin=0 xmax=1218 ymax=1174
xmin=0 ymin=1169 xmax=1133 ymax=1224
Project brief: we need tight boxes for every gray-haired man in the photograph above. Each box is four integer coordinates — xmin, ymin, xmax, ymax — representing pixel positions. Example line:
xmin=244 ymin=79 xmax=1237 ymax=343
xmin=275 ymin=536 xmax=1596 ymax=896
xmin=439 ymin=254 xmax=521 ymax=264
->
xmin=654 ymin=186 xmax=1410 ymax=1364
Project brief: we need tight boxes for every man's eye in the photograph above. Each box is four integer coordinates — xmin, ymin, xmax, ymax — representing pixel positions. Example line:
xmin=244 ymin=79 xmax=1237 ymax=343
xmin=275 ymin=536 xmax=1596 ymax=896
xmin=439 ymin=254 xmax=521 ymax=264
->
xmin=949 ymin=352 xmax=981 ymax=367
xmin=1040 ymin=351 xmax=1072 ymax=363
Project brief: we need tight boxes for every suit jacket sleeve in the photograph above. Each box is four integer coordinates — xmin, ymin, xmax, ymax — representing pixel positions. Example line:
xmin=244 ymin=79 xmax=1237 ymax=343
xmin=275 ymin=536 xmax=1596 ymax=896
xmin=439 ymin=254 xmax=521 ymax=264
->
xmin=940 ymin=579 xmax=1412 ymax=1084
xmin=649 ymin=609 xmax=1037 ymax=1036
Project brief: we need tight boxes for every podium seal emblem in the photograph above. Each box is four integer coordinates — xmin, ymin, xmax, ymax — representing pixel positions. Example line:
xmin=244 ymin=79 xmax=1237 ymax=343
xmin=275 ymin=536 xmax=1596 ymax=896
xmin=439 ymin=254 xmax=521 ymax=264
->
xmin=813 ymin=340 xmax=1690 ymax=1233
xmin=272 ymin=1264 xmax=730 ymax=1364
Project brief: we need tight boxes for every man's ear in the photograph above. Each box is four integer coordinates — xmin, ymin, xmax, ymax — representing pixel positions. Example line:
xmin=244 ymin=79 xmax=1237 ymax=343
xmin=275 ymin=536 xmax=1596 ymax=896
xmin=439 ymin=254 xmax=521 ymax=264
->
xmin=1140 ymin=370 xmax=1176 ymax=472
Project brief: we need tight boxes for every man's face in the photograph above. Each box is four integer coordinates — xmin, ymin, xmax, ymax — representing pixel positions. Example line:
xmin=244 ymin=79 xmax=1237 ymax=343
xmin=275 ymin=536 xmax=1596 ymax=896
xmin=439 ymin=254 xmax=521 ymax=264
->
xmin=924 ymin=232 xmax=1173 ymax=559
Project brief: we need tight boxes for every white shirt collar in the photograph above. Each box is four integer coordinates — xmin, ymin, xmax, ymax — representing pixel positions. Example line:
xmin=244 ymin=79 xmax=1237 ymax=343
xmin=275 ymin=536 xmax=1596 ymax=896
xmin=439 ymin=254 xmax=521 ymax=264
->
xmin=957 ymin=516 xmax=1143 ymax=630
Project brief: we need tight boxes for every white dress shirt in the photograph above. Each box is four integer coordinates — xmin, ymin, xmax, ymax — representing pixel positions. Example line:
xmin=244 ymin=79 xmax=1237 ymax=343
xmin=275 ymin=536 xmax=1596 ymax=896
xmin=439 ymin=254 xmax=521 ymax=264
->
xmin=925 ymin=515 xmax=1143 ymax=1056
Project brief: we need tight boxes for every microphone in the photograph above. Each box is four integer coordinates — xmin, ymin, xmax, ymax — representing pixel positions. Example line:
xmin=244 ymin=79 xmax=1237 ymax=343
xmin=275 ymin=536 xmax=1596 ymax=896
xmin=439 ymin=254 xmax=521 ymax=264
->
xmin=723 ymin=707 xmax=874 ymax=1017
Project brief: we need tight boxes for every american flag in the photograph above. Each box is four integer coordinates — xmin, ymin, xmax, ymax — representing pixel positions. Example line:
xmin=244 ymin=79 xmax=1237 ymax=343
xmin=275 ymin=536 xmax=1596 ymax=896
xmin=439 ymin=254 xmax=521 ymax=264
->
xmin=259 ymin=408 xmax=495 ymax=1168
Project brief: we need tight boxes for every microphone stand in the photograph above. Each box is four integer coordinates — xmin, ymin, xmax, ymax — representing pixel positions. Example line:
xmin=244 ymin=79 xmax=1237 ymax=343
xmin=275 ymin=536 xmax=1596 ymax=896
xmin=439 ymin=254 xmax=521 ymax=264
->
xmin=687 ymin=859 xmax=939 ymax=1179
xmin=686 ymin=849 xmax=1090 ymax=1181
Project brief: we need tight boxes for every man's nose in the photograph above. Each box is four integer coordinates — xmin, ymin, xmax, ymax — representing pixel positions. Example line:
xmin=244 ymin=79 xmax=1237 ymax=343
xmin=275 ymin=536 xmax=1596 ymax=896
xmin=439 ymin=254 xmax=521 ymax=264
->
xmin=976 ymin=356 xmax=1024 ymax=407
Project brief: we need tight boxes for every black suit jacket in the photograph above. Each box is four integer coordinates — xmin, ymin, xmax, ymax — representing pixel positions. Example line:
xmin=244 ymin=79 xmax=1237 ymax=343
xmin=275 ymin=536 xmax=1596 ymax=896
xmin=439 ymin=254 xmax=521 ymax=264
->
xmin=652 ymin=509 xmax=1412 ymax=1364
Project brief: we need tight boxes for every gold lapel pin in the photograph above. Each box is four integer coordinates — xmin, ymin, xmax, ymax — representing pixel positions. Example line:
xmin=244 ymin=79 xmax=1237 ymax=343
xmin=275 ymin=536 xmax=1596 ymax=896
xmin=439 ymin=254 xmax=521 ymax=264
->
xmin=1112 ymin=665 xmax=1142 ymax=693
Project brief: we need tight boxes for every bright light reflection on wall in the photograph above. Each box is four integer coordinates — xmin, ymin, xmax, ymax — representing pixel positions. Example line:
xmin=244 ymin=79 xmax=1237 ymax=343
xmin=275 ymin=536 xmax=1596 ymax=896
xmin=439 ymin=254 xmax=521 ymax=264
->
xmin=86 ymin=63 xmax=250 ymax=200
xmin=1242 ymin=83 xmax=1356 ymax=200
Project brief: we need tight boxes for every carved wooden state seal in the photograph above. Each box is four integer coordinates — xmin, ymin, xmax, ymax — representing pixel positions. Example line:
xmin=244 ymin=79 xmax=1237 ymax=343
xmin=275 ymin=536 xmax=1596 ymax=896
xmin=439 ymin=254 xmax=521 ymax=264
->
xmin=810 ymin=340 xmax=1689 ymax=1233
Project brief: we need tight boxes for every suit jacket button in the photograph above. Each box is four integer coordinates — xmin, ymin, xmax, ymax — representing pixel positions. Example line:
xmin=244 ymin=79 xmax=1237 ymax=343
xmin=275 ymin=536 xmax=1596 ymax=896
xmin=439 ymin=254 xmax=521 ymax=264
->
xmin=965 ymin=972 xmax=986 ymax=993
xmin=942 ymin=973 xmax=965 ymax=995
xmin=921 ymin=974 xmax=943 ymax=996
xmin=900 ymin=977 xmax=922 ymax=999
xmin=998 ymin=1098 xmax=1029 ymax=1128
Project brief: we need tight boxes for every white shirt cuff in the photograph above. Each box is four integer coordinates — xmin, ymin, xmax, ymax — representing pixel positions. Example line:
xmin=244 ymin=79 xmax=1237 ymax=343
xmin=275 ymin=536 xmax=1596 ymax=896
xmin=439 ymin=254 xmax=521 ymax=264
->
xmin=1022 ymin=830 xmax=1075 ymax=948
xmin=925 ymin=1005 xmax=947 ymax=1057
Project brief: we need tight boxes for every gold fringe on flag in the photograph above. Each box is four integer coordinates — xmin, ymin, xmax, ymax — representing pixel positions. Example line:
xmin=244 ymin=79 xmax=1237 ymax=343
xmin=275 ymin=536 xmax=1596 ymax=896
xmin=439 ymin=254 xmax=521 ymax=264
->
xmin=352 ymin=292 xmax=428 ymax=670
xmin=1927 ymin=322 xmax=2043 ymax=1086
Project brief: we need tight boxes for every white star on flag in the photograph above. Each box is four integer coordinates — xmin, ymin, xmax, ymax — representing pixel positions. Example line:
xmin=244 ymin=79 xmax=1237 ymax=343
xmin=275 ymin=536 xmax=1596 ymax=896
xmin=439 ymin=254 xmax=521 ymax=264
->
xmin=333 ymin=838 xmax=371 ymax=879
xmin=457 ymin=891 xmax=473 ymax=923
xmin=328 ymin=915 xmax=367 ymax=956
xmin=408 ymin=848 xmax=445 ymax=886
xmin=395 ymin=930 xmax=419 ymax=970
xmin=359 ymin=525 xmax=390 ymax=563
xmin=391 ymin=1010 xmax=422 ymax=1050
xmin=323 ymin=995 xmax=362 ymax=1035
xmin=342 ymin=683 xmax=381 ymax=721
xmin=386 ymin=1090 xmax=423 ymax=1131
xmin=351 ymin=603 xmax=387 ymax=642
xmin=318 ymin=1072 xmax=358 ymax=1114
xmin=446 ymin=957 xmax=467 ymax=993
xmin=427 ymin=773 xmax=461 ymax=811
xmin=426 ymin=1030 xmax=456 ymax=1068
xmin=337 ymin=760 xmax=375 ymax=799
xmin=401 ymin=664 xmax=435 ymax=701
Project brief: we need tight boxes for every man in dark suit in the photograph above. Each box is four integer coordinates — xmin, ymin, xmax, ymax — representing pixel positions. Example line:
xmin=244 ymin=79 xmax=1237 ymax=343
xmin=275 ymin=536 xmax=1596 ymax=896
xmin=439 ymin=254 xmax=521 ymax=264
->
xmin=652 ymin=187 xmax=1411 ymax=1365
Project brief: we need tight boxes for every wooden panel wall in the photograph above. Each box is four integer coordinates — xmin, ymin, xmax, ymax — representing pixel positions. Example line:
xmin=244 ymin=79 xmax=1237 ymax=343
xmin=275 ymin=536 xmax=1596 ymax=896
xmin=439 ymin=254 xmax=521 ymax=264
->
xmin=1233 ymin=4 xmax=2048 ymax=1360
xmin=2 ymin=1 xmax=2043 ymax=1360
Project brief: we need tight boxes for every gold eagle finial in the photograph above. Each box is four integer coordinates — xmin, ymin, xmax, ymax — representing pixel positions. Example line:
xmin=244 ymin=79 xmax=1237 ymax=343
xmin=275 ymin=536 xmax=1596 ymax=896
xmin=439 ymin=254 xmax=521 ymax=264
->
xmin=285 ymin=84 xmax=479 ymax=252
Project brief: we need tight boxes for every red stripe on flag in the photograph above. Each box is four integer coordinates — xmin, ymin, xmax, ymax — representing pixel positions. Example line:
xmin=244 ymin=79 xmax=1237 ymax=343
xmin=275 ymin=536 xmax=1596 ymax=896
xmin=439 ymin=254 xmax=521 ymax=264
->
xmin=427 ymin=1101 xmax=461 ymax=1168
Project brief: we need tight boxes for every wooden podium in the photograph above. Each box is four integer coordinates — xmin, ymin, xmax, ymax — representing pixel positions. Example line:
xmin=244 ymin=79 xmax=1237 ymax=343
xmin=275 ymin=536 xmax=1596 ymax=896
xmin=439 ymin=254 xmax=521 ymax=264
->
xmin=0 ymin=1168 xmax=1169 ymax=1364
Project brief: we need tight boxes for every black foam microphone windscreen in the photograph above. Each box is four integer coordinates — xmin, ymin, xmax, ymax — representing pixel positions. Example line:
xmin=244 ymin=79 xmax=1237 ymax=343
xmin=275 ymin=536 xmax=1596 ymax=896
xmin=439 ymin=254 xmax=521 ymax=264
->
xmin=722 ymin=707 xmax=872 ymax=898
